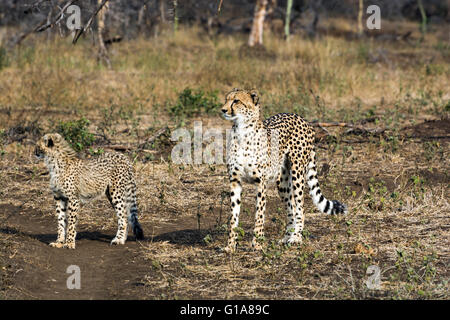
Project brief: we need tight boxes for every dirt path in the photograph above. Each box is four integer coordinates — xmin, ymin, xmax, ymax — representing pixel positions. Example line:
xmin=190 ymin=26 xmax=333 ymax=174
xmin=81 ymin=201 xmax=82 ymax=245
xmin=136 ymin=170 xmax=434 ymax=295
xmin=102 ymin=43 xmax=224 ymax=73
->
xmin=0 ymin=119 xmax=448 ymax=299
xmin=0 ymin=204 xmax=159 ymax=299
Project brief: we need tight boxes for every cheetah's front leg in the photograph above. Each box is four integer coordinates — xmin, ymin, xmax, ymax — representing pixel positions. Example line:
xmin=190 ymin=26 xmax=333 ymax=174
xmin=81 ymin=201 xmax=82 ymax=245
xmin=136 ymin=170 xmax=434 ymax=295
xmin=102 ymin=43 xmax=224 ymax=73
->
xmin=63 ymin=199 xmax=79 ymax=249
xmin=49 ymin=198 xmax=68 ymax=248
xmin=225 ymin=174 xmax=242 ymax=253
xmin=252 ymin=179 xmax=267 ymax=250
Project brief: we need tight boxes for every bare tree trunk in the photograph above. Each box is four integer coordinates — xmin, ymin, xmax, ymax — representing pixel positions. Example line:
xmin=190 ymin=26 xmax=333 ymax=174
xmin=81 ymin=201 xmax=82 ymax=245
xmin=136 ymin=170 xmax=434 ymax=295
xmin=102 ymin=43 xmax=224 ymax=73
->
xmin=284 ymin=0 xmax=293 ymax=40
xmin=46 ymin=6 xmax=53 ymax=41
xmin=97 ymin=0 xmax=111 ymax=68
xmin=160 ymin=0 xmax=166 ymax=24
xmin=306 ymin=1 xmax=320 ymax=38
xmin=173 ymin=0 xmax=179 ymax=33
xmin=358 ymin=0 xmax=364 ymax=36
xmin=248 ymin=0 xmax=269 ymax=47
xmin=417 ymin=0 xmax=427 ymax=38
xmin=138 ymin=3 xmax=147 ymax=33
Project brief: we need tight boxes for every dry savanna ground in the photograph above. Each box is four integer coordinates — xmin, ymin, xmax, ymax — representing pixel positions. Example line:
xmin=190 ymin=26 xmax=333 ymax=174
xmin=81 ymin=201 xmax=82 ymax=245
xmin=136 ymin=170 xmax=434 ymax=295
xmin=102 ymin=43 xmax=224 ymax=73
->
xmin=0 ymin=20 xmax=449 ymax=299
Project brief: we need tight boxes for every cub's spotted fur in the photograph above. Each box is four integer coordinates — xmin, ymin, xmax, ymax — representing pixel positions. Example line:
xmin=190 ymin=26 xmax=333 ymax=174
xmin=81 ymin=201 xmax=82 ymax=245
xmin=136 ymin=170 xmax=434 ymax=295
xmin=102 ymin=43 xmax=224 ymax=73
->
xmin=35 ymin=133 xmax=144 ymax=249
xmin=222 ymin=89 xmax=347 ymax=252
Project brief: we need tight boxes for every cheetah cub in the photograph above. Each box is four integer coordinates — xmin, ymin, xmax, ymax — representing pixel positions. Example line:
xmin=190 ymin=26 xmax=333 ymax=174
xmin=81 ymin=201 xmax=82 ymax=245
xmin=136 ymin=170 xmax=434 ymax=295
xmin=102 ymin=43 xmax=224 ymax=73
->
xmin=221 ymin=88 xmax=347 ymax=252
xmin=35 ymin=133 xmax=144 ymax=249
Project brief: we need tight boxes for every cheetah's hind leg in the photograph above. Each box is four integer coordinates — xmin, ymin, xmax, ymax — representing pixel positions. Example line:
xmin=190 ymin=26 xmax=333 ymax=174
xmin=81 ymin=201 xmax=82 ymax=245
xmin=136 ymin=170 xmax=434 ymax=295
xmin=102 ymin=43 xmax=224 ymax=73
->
xmin=106 ymin=186 xmax=128 ymax=245
xmin=280 ymin=161 xmax=306 ymax=245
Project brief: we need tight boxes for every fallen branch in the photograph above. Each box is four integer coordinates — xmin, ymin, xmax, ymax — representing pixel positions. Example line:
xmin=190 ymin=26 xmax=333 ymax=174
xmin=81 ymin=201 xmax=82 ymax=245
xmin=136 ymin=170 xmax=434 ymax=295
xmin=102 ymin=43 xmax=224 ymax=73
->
xmin=103 ymin=144 xmax=131 ymax=151
xmin=310 ymin=121 xmax=350 ymax=128
xmin=9 ymin=19 xmax=47 ymax=47
xmin=100 ymin=127 xmax=170 ymax=152
xmin=405 ymin=135 xmax=450 ymax=141
xmin=309 ymin=120 xmax=386 ymax=137
xmin=345 ymin=127 xmax=386 ymax=136
xmin=104 ymin=35 xmax=122 ymax=46
xmin=138 ymin=126 xmax=169 ymax=150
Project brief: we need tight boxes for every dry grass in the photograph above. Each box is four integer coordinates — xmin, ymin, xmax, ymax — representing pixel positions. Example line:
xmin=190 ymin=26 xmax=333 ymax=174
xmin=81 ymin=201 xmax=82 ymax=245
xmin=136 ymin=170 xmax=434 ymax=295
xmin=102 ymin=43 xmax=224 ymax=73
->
xmin=0 ymin=19 xmax=449 ymax=299
xmin=1 ymin=20 xmax=449 ymax=127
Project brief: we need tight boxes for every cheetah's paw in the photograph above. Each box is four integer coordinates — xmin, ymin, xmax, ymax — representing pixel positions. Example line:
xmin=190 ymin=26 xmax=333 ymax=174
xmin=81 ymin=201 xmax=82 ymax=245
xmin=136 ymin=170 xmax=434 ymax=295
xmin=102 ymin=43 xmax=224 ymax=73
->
xmin=251 ymin=238 xmax=263 ymax=251
xmin=221 ymin=244 xmax=236 ymax=254
xmin=49 ymin=241 xmax=65 ymax=248
xmin=64 ymin=242 xmax=76 ymax=249
xmin=110 ymin=237 xmax=126 ymax=246
xmin=280 ymin=236 xmax=302 ymax=246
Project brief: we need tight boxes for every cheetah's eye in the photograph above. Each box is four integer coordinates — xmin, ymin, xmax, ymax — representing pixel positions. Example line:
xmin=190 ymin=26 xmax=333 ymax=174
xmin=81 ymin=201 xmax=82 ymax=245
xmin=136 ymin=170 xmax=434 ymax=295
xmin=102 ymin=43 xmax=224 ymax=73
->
xmin=232 ymin=99 xmax=239 ymax=105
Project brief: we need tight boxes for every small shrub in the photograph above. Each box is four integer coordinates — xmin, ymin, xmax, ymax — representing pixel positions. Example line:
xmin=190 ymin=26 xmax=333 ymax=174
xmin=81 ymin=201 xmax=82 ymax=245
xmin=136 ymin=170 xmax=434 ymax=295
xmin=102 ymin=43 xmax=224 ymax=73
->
xmin=356 ymin=43 xmax=370 ymax=63
xmin=57 ymin=118 xmax=95 ymax=152
xmin=169 ymin=87 xmax=220 ymax=118
xmin=365 ymin=178 xmax=388 ymax=211
xmin=0 ymin=47 xmax=9 ymax=71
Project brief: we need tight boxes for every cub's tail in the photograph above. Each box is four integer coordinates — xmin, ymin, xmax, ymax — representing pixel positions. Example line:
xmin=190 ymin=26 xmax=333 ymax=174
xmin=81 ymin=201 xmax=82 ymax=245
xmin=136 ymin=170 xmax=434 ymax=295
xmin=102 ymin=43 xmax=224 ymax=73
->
xmin=128 ymin=199 xmax=144 ymax=240
xmin=306 ymin=149 xmax=348 ymax=215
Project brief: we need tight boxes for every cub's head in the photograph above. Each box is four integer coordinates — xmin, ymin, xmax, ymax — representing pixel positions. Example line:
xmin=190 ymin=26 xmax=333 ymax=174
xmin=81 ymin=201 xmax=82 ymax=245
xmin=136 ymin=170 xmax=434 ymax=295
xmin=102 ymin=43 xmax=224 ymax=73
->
xmin=35 ymin=133 xmax=75 ymax=160
xmin=221 ymin=88 xmax=260 ymax=122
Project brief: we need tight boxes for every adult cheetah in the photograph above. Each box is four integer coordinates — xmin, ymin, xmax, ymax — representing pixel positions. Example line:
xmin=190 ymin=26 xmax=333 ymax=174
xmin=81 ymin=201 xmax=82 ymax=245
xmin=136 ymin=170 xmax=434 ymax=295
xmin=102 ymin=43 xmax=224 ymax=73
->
xmin=35 ymin=133 xmax=144 ymax=249
xmin=221 ymin=88 xmax=347 ymax=252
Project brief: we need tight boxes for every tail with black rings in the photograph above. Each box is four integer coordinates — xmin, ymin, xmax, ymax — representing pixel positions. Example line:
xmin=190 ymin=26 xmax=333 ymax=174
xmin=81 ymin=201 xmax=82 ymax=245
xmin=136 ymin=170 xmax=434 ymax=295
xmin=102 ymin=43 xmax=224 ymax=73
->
xmin=306 ymin=150 xmax=348 ymax=215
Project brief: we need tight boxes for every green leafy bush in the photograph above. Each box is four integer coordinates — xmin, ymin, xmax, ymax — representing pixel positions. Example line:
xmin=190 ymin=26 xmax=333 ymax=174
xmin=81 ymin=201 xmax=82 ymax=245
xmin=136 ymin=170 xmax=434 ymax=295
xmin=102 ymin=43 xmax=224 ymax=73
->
xmin=57 ymin=118 xmax=95 ymax=152
xmin=169 ymin=87 xmax=220 ymax=117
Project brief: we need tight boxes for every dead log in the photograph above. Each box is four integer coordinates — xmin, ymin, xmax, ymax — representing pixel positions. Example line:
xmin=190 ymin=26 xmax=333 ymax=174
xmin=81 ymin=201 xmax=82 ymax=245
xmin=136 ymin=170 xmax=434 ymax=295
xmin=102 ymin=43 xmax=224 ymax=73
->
xmin=101 ymin=127 xmax=169 ymax=153
xmin=310 ymin=122 xmax=350 ymax=128
xmin=138 ymin=126 xmax=169 ymax=150
xmin=310 ymin=120 xmax=386 ymax=138
xmin=103 ymin=145 xmax=130 ymax=151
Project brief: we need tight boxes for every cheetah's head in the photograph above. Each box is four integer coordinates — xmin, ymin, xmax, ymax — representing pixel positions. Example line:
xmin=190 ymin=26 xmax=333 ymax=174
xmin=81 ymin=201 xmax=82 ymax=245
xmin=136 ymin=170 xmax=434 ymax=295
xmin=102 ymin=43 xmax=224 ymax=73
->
xmin=35 ymin=133 xmax=75 ymax=160
xmin=221 ymin=88 xmax=260 ymax=122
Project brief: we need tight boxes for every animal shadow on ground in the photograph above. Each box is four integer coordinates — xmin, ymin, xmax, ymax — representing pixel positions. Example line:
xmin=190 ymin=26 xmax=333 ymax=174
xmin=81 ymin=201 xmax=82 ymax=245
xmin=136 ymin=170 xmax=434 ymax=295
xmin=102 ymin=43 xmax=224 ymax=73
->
xmin=0 ymin=226 xmax=113 ymax=244
xmin=1 ymin=225 xmax=213 ymax=247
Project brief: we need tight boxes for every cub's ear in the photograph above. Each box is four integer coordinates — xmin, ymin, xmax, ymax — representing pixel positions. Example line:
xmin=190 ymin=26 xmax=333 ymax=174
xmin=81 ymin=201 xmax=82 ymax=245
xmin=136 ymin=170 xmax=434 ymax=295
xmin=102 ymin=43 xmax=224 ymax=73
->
xmin=249 ymin=90 xmax=259 ymax=104
xmin=47 ymin=138 xmax=54 ymax=148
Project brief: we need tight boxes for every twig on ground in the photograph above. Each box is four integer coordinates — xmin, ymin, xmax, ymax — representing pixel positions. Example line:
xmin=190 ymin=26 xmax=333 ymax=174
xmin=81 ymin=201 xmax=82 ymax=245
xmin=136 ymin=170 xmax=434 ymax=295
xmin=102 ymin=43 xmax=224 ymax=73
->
xmin=100 ymin=126 xmax=169 ymax=153
xmin=310 ymin=121 xmax=350 ymax=128
xmin=103 ymin=144 xmax=131 ymax=151
xmin=138 ymin=126 xmax=169 ymax=150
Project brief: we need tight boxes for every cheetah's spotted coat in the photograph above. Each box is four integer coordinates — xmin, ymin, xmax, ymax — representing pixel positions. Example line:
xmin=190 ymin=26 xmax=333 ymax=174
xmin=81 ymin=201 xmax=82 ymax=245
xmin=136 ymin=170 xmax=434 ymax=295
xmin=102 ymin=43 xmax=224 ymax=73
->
xmin=221 ymin=89 xmax=347 ymax=252
xmin=35 ymin=133 xmax=144 ymax=249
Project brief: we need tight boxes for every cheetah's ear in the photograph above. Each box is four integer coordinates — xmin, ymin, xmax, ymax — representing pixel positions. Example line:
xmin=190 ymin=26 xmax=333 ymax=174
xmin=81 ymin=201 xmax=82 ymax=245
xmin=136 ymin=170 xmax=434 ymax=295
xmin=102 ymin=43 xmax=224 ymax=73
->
xmin=47 ymin=138 xmax=54 ymax=148
xmin=250 ymin=90 xmax=259 ymax=105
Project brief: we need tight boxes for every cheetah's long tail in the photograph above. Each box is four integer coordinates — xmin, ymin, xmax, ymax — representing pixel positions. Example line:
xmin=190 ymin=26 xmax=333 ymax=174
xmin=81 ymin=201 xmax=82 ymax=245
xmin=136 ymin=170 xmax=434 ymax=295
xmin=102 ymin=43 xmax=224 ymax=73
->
xmin=306 ymin=150 xmax=348 ymax=215
xmin=127 ymin=192 xmax=144 ymax=240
